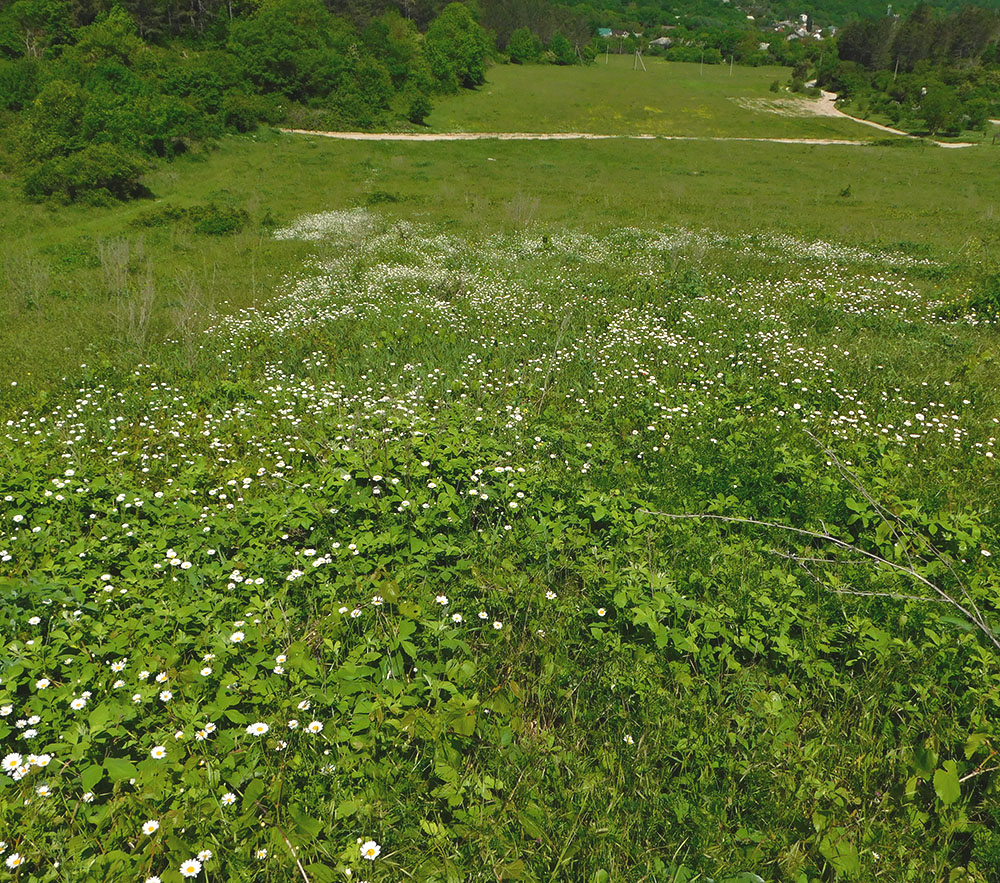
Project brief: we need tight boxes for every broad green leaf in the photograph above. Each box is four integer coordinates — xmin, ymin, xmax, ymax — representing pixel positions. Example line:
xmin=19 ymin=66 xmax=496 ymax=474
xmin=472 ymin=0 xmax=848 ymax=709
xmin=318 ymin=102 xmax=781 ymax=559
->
xmin=104 ymin=757 xmax=137 ymax=782
xmin=933 ymin=760 xmax=961 ymax=806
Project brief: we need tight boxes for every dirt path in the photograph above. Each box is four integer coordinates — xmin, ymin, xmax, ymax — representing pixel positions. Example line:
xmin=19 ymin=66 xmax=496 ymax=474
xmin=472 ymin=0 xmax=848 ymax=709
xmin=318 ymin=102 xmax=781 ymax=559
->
xmin=280 ymin=106 xmax=976 ymax=148
xmin=282 ymin=127 xmax=873 ymax=147
xmin=814 ymin=91 xmax=975 ymax=148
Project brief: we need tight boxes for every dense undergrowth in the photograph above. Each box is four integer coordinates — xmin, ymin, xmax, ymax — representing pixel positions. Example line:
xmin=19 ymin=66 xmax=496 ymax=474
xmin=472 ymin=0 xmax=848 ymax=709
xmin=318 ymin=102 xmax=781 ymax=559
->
xmin=2 ymin=212 xmax=999 ymax=882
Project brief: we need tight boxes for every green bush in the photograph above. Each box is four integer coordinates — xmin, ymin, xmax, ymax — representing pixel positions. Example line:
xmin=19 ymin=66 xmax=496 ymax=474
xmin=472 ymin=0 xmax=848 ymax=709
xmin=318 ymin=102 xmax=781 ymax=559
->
xmin=0 ymin=57 xmax=41 ymax=111
xmin=425 ymin=2 xmax=491 ymax=91
xmin=507 ymin=27 xmax=541 ymax=64
xmin=968 ymin=271 xmax=1000 ymax=320
xmin=406 ymin=89 xmax=432 ymax=125
xmin=190 ymin=203 xmax=249 ymax=235
xmin=131 ymin=202 xmax=249 ymax=234
xmin=22 ymin=143 xmax=147 ymax=202
xmin=549 ymin=33 xmax=577 ymax=66
xmin=221 ymin=92 xmax=282 ymax=133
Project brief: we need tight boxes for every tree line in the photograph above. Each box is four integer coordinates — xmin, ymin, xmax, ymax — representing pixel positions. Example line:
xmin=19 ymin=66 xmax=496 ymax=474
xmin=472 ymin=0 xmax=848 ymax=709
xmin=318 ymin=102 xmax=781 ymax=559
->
xmin=0 ymin=0 xmax=505 ymax=202
xmin=817 ymin=3 xmax=1000 ymax=134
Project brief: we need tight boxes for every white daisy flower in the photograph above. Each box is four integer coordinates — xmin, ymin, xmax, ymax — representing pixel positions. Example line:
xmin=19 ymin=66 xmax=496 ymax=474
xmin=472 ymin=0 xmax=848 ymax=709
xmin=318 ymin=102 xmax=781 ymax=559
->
xmin=179 ymin=858 xmax=202 ymax=877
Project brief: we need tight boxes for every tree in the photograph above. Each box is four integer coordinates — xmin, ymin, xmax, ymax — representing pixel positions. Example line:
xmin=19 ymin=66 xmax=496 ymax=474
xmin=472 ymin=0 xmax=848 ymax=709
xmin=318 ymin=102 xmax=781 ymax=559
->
xmin=4 ymin=0 xmax=74 ymax=57
xmin=891 ymin=4 xmax=935 ymax=72
xmin=424 ymin=2 xmax=491 ymax=91
xmin=548 ymin=31 xmax=575 ymax=64
xmin=69 ymin=6 xmax=145 ymax=67
xmin=361 ymin=11 xmax=427 ymax=90
xmin=506 ymin=25 xmax=540 ymax=63
xmin=920 ymin=83 xmax=956 ymax=134
xmin=228 ymin=0 xmax=341 ymax=97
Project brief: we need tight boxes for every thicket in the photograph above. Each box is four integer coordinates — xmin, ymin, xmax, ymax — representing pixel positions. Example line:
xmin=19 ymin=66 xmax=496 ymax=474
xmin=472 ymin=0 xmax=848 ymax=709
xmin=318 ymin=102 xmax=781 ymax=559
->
xmin=817 ymin=3 xmax=1000 ymax=135
xmin=0 ymin=0 xmax=492 ymax=202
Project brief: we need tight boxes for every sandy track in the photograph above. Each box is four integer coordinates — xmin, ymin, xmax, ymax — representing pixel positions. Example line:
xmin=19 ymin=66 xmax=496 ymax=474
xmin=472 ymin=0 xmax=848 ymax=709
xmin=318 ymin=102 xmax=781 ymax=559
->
xmin=281 ymin=109 xmax=976 ymax=148
xmin=281 ymin=127 xmax=871 ymax=147
xmin=814 ymin=92 xmax=975 ymax=148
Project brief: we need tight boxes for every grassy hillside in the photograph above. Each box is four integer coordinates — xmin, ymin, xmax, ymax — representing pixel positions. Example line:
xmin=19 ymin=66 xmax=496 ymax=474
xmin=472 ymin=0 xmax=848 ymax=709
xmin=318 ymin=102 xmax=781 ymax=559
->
xmin=3 ymin=60 xmax=1000 ymax=883
xmin=426 ymin=57 xmax=877 ymax=139
xmin=3 ymin=126 xmax=999 ymax=400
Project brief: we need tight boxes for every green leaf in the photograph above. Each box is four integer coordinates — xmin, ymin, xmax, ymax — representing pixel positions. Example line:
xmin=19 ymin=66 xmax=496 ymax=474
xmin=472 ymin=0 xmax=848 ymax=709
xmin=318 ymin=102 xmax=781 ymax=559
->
xmin=500 ymin=860 xmax=525 ymax=880
xmin=304 ymin=865 xmax=339 ymax=883
xmin=336 ymin=798 xmax=360 ymax=819
xmin=819 ymin=831 xmax=860 ymax=877
xmin=243 ymin=778 xmax=265 ymax=808
xmin=933 ymin=760 xmax=961 ymax=806
xmin=289 ymin=805 xmax=323 ymax=839
xmin=104 ymin=757 xmax=137 ymax=782
xmin=81 ymin=764 xmax=104 ymax=792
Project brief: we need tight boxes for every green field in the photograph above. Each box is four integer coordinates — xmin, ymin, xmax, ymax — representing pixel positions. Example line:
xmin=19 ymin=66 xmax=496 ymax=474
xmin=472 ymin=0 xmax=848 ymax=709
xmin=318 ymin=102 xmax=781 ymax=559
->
xmin=427 ymin=57 xmax=878 ymax=140
xmin=3 ymin=60 xmax=1000 ymax=883
xmin=3 ymin=127 xmax=998 ymax=400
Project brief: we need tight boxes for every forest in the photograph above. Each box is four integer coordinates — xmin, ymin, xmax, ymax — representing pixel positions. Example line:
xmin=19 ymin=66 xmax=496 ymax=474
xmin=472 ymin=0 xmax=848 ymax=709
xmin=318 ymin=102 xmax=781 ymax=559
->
xmin=0 ymin=0 xmax=513 ymax=201
xmin=3 ymin=0 xmax=999 ymax=203
xmin=817 ymin=3 xmax=1000 ymax=134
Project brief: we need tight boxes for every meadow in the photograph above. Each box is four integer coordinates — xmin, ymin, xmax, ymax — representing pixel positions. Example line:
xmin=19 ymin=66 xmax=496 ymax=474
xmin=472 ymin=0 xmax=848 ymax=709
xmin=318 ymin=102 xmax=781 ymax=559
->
xmin=424 ymin=56 xmax=876 ymax=140
xmin=2 ymin=59 xmax=1000 ymax=883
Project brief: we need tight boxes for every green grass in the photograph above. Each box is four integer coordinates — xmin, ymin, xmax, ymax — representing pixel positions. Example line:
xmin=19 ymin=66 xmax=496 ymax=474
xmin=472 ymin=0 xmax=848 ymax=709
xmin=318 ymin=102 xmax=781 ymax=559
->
xmin=3 ymin=206 xmax=1000 ymax=883
xmin=427 ymin=56 xmax=877 ymax=140
xmin=3 ymin=68 xmax=1000 ymax=881
xmin=2 ymin=127 xmax=999 ymax=400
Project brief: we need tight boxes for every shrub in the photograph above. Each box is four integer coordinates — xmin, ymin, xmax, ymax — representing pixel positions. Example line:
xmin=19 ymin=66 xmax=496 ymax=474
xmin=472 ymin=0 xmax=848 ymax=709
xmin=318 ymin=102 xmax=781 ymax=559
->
xmin=221 ymin=92 xmax=282 ymax=133
xmin=0 ymin=57 xmax=41 ymax=111
xmin=507 ymin=27 xmax=541 ymax=64
xmin=131 ymin=202 xmax=248 ymax=234
xmin=968 ymin=271 xmax=1000 ymax=320
xmin=425 ymin=3 xmax=491 ymax=91
xmin=407 ymin=89 xmax=432 ymax=125
xmin=549 ymin=33 xmax=577 ymax=66
xmin=23 ymin=143 xmax=147 ymax=203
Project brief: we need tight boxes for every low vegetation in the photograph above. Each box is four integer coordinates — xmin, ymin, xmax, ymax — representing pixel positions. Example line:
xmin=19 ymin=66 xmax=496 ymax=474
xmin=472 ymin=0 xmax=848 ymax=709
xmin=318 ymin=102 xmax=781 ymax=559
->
xmin=2 ymin=39 xmax=1000 ymax=883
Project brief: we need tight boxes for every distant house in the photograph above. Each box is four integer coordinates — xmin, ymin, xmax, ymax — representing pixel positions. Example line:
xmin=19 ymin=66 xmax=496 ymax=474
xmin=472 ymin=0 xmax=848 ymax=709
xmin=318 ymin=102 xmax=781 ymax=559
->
xmin=650 ymin=36 xmax=673 ymax=47
xmin=597 ymin=27 xmax=612 ymax=38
